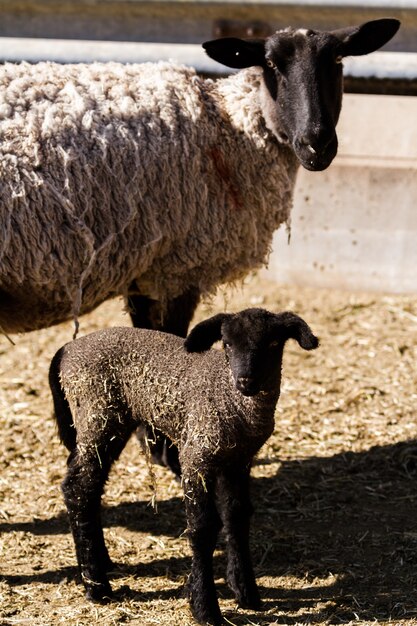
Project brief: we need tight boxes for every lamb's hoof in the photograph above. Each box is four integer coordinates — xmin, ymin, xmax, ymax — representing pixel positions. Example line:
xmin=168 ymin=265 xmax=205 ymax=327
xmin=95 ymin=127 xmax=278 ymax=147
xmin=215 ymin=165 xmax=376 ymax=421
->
xmin=193 ymin=613 xmax=224 ymax=626
xmin=190 ymin=603 xmax=224 ymax=626
xmin=85 ymin=582 xmax=113 ymax=604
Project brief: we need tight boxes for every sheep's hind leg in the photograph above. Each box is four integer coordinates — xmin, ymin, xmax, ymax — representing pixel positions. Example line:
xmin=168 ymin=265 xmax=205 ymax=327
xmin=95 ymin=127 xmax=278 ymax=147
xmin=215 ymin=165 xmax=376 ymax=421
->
xmin=62 ymin=434 xmax=131 ymax=602
xmin=184 ymin=478 xmax=223 ymax=625
xmin=215 ymin=467 xmax=261 ymax=610
xmin=128 ymin=286 xmax=200 ymax=478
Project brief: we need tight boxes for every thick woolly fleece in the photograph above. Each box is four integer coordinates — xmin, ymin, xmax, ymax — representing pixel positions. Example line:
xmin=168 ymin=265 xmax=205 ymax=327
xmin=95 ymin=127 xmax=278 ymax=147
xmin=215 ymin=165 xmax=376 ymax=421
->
xmin=0 ymin=60 xmax=297 ymax=334
xmin=56 ymin=326 xmax=278 ymax=482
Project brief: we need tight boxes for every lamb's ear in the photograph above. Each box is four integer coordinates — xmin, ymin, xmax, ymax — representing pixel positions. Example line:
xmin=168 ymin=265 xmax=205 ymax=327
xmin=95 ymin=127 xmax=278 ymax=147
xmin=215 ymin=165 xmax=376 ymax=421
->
xmin=274 ymin=312 xmax=319 ymax=351
xmin=332 ymin=18 xmax=400 ymax=57
xmin=184 ymin=313 xmax=230 ymax=353
xmin=202 ymin=38 xmax=266 ymax=69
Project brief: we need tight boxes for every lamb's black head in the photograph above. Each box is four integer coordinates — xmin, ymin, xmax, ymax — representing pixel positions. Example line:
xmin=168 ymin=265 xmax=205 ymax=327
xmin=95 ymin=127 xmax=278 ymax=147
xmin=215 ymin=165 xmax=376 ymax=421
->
xmin=203 ymin=18 xmax=400 ymax=171
xmin=184 ymin=308 xmax=319 ymax=397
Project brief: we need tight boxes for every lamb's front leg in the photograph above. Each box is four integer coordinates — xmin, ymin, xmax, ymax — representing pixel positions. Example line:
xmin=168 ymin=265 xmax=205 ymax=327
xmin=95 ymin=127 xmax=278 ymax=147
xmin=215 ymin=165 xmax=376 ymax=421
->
xmin=215 ymin=466 xmax=261 ymax=610
xmin=183 ymin=476 xmax=223 ymax=625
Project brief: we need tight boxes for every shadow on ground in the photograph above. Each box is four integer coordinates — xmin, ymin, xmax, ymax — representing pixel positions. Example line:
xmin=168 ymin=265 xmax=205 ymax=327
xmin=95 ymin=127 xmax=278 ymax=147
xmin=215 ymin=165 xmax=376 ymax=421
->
xmin=2 ymin=439 xmax=417 ymax=623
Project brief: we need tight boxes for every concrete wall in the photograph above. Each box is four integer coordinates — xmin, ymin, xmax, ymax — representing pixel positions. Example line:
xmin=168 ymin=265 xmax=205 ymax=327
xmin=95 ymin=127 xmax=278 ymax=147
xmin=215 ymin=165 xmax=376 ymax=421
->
xmin=265 ymin=94 xmax=417 ymax=293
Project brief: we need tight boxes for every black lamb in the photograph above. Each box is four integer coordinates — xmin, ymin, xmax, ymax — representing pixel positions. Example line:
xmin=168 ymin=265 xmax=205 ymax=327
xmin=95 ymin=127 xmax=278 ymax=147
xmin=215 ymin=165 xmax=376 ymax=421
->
xmin=49 ymin=308 xmax=319 ymax=625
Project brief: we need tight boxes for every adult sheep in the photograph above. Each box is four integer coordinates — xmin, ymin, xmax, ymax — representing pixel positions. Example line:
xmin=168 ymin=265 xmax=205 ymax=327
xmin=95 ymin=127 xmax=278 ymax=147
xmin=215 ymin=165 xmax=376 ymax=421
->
xmin=0 ymin=18 xmax=399 ymax=468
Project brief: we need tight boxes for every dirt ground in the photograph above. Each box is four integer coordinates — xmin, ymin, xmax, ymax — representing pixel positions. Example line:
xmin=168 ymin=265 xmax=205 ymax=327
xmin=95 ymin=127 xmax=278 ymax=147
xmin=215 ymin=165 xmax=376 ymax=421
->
xmin=1 ymin=275 xmax=417 ymax=626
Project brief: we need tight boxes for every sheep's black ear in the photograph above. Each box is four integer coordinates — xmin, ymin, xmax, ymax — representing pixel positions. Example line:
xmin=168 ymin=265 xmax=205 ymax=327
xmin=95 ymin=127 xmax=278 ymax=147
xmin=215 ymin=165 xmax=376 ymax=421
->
xmin=332 ymin=18 xmax=400 ymax=57
xmin=184 ymin=313 xmax=230 ymax=353
xmin=274 ymin=312 xmax=319 ymax=351
xmin=202 ymin=38 xmax=266 ymax=69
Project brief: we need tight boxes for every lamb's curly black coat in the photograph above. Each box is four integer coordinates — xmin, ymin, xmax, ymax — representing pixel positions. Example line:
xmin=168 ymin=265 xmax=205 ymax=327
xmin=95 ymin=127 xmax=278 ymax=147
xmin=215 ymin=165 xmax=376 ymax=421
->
xmin=49 ymin=308 xmax=318 ymax=625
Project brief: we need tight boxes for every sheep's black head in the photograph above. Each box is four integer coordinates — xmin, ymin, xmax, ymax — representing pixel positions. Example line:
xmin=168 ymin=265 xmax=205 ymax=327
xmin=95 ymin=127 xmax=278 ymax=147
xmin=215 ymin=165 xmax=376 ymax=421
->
xmin=203 ymin=18 xmax=400 ymax=171
xmin=184 ymin=308 xmax=318 ymax=397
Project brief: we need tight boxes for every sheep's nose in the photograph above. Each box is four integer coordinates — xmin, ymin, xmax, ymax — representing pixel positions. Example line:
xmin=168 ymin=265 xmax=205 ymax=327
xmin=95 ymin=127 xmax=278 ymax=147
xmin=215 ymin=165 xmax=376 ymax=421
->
xmin=237 ymin=377 xmax=257 ymax=396
xmin=296 ymin=128 xmax=335 ymax=156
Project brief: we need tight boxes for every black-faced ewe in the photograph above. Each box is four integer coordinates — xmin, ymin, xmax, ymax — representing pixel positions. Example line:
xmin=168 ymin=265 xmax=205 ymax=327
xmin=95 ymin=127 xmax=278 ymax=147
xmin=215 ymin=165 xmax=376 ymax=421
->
xmin=0 ymin=19 xmax=399 ymax=338
xmin=49 ymin=308 xmax=319 ymax=624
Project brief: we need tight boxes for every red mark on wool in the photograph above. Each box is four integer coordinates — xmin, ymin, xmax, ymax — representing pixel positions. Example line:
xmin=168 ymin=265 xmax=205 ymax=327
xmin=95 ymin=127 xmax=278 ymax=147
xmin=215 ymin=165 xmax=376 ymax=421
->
xmin=209 ymin=147 xmax=243 ymax=210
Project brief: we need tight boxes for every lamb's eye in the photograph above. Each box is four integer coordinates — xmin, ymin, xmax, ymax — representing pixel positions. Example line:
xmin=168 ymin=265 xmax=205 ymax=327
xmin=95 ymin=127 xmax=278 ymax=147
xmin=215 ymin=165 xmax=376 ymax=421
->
xmin=266 ymin=59 xmax=277 ymax=70
xmin=335 ymin=55 xmax=343 ymax=64
xmin=224 ymin=342 xmax=232 ymax=350
xmin=269 ymin=340 xmax=279 ymax=348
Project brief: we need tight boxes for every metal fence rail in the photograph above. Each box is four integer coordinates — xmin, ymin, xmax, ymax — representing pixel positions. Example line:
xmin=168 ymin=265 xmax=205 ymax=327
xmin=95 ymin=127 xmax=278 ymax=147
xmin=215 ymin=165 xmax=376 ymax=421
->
xmin=0 ymin=1 xmax=416 ymax=94
xmin=0 ymin=0 xmax=416 ymax=51
xmin=1 ymin=37 xmax=416 ymax=95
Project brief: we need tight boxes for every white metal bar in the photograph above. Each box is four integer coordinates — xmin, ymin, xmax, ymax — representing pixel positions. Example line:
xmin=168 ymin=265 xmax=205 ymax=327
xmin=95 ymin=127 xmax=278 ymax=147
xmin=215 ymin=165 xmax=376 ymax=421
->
xmin=0 ymin=38 xmax=221 ymax=73
xmin=343 ymin=51 xmax=417 ymax=80
xmin=0 ymin=37 xmax=416 ymax=81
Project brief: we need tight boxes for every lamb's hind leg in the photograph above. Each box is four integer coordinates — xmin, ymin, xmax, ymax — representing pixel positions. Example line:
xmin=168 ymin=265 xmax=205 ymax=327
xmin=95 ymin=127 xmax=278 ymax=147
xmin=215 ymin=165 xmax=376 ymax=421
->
xmin=128 ymin=286 xmax=200 ymax=477
xmin=50 ymin=367 xmax=114 ymax=574
xmin=215 ymin=466 xmax=261 ymax=610
xmin=63 ymin=432 xmax=132 ymax=602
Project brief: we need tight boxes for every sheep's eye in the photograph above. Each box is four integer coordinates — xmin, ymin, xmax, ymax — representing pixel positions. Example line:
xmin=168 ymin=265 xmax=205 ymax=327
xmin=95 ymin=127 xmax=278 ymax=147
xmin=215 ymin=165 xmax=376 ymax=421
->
xmin=224 ymin=342 xmax=232 ymax=350
xmin=269 ymin=340 xmax=279 ymax=348
xmin=335 ymin=55 xmax=343 ymax=64
xmin=266 ymin=59 xmax=277 ymax=70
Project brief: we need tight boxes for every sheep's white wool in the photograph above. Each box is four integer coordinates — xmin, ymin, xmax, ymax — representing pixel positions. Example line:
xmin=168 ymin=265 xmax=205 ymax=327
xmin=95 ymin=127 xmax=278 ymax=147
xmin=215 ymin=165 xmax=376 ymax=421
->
xmin=0 ymin=61 xmax=298 ymax=333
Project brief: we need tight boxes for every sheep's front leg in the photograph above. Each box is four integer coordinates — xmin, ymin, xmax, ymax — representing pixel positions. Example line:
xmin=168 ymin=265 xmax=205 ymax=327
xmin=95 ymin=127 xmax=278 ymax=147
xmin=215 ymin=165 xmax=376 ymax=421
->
xmin=184 ymin=478 xmax=223 ymax=625
xmin=128 ymin=286 xmax=200 ymax=478
xmin=127 ymin=286 xmax=200 ymax=337
xmin=215 ymin=467 xmax=261 ymax=610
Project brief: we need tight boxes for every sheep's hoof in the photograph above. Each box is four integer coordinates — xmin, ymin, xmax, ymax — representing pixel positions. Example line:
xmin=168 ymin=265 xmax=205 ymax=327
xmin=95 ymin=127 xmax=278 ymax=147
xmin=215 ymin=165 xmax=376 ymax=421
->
xmin=85 ymin=582 xmax=113 ymax=604
xmin=238 ymin=596 xmax=262 ymax=610
xmin=235 ymin=587 xmax=262 ymax=610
